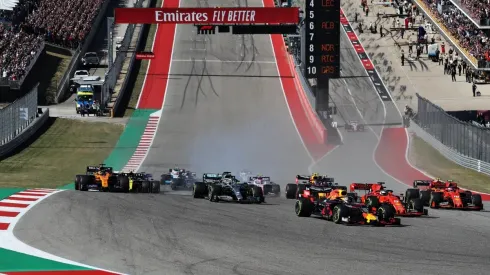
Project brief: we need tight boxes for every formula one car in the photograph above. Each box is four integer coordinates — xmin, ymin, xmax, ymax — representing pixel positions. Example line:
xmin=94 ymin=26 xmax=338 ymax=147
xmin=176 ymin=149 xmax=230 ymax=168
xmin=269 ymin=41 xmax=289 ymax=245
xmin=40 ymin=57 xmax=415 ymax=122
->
xmin=121 ymin=172 xmax=160 ymax=193
xmin=160 ymin=167 xmax=197 ymax=190
xmin=285 ymin=174 xmax=345 ymax=199
xmin=193 ymin=172 xmax=264 ymax=203
xmin=247 ymin=175 xmax=281 ymax=196
xmin=350 ymin=182 xmax=427 ymax=217
xmin=75 ymin=164 xmax=129 ymax=192
xmin=294 ymin=188 xmax=400 ymax=226
xmin=413 ymin=179 xmax=483 ymax=210
xmin=344 ymin=120 xmax=365 ymax=132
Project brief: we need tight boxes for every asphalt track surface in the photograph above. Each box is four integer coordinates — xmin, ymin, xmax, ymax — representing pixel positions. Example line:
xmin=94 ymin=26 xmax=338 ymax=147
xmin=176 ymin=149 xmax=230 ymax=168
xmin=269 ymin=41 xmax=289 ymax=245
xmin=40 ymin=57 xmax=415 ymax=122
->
xmin=13 ymin=1 xmax=490 ymax=274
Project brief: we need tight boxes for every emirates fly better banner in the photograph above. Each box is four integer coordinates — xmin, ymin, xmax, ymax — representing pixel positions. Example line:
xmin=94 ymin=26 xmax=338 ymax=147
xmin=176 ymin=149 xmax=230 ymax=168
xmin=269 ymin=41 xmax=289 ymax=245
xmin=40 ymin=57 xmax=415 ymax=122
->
xmin=114 ymin=7 xmax=300 ymax=24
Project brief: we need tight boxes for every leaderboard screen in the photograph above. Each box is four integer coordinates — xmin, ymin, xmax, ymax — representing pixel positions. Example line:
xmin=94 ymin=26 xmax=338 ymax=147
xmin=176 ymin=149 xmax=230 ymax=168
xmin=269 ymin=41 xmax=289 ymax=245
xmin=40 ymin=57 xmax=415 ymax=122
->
xmin=304 ymin=0 xmax=340 ymax=79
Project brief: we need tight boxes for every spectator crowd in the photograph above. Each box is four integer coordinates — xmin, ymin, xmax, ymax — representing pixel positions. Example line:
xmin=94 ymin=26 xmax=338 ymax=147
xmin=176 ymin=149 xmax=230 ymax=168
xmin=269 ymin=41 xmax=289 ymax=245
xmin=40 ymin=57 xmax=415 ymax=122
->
xmin=459 ymin=0 xmax=489 ymax=26
xmin=0 ymin=0 xmax=104 ymax=83
xmin=420 ymin=0 xmax=490 ymax=65
xmin=24 ymin=0 xmax=104 ymax=49
xmin=0 ymin=24 xmax=43 ymax=82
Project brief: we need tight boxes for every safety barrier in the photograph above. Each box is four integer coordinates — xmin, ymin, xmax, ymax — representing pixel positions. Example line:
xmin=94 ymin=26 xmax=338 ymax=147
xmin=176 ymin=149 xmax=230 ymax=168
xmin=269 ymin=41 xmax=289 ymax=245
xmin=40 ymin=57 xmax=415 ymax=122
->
xmin=0 ymin=83 xmax=51 ymax=159
xmin=410 ymin=120 xmax=490 ymax=176
xmin=0 ymin=84 xmax=39 ymax=145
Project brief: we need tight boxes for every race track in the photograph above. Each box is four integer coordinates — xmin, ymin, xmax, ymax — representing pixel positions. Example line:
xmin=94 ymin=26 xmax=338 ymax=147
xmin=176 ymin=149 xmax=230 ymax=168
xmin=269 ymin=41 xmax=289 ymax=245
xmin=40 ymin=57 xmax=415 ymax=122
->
xmin=13 ymin=0 xmax=490 ymax=274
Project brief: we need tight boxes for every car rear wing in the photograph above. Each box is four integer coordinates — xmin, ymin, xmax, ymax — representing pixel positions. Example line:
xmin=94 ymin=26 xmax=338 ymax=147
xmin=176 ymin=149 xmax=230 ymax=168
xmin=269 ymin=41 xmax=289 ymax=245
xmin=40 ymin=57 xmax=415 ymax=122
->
xmin=349 ymin=183 xmax=383 ymax=192
xmin=296 ymin=175 xmax=310 ymax=180
xmin=203 ymin=173 xmax=222 ymax=181
xmin=122 ymin=172 xmax=146 ymax=178
xmin=413 ymin=180 xmax=431 ymax=187
xmin=86 ymin=166 xmax=99 ymax=175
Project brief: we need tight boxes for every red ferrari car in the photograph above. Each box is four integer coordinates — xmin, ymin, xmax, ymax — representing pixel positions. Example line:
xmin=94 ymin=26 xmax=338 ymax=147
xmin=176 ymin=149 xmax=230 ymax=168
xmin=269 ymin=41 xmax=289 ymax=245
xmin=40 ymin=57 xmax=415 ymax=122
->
xmin=349 ymin=182 xmax=428 ymax=217
xmin=413 ymin=180 xmax=483 ymax=210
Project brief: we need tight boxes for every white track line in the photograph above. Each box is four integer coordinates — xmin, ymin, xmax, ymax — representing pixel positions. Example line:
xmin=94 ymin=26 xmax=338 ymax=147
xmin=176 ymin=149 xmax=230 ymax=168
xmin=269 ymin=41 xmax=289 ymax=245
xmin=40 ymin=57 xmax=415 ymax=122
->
xmin=1 ymin=189 xmax=125 ymax=274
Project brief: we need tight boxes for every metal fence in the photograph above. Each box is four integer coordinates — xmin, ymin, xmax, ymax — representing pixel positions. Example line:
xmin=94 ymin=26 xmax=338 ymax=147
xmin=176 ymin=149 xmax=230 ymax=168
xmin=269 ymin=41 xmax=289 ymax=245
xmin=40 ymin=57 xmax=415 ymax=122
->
xmin=0 ymin=42 xmax=45 ymax=89
xmin=0 ymin=83 xmax=38 ymax=146
xmin=410 ymin=119 xmax=490 ymax=176
xmin=100 ymin=0 xmax=144 ymax=107
xmin=101 ymin=24 xmax=136 ymax=107
xmin=415 ymin=93 xmax=490 ymax=163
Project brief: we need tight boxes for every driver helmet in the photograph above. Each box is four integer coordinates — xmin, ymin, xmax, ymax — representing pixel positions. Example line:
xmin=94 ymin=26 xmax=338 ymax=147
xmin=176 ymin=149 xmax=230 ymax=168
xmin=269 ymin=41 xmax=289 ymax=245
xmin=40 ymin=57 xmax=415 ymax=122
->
xmin=380 ymin=190 xmax=388 ymax=196
xmin=311 ymin=173 xmax=319 ymax=180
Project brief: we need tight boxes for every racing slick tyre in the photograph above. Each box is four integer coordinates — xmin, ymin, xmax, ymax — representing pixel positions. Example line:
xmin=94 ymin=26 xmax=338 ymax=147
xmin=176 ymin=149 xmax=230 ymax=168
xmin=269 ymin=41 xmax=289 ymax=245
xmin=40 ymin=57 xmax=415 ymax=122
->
xmin=408 ymin=198 xmax=424 ymax=213
xmin=295 ymin=198 xmax=313 ymax=217
xmin=332 ymin=204 xmax=349 ymax=224
xmin=209 ymin=185 xmax=222 ymax=202
xmin=285 ymin=184 xmax=297 ymax=199
xmin=151 ymin=181 xmax=160 ymax=193
xmin=75 ymin=175 xmax=82 ymax=190
xmin=471 ymin=194 xmax=483 ymax=209
xmin=429 ymin=192 xmax=443 ymax=208
xmin=79 ymin=175 xmax=93 ymax=191
xmin=377 ymin=204 xmax=395 ymax=223
xmin=193 ymin=182 xmax=207 ymax=198
xmin=252 ymin=186 xmax=265 ymax=203
xmin=271 ymin=185 xmax=280 ymax=195
xmin=296 ymin=184 xmax=307 ymax=199
xmin=419 ymin=190 xmax=431 ymax=206
xmin=405 ymin=188 xmax=420 ymax=203
xmin=365 ymin=196 xmax=379 ymax=208
xmin=141 ymin=181 xmax=150 ymax=193
xmin=118 ymin=175 xmax=130 ymax=193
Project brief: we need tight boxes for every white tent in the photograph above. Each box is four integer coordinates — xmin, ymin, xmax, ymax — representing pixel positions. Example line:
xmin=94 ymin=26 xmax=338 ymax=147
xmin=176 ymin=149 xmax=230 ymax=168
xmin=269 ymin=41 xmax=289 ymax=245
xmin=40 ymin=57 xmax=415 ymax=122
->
xmin=0 ymin=0 xmax=19 ymax=11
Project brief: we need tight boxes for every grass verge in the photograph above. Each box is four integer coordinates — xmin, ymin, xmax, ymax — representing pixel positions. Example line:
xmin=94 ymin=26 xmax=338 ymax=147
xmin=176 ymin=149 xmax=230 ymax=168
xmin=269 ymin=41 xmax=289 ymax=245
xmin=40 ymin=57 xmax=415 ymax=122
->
xmin=123 ymin=0 xmax=161 ymax=117
xmin=0 ymin=118 xmax=123 ymax=189
xmin=409 ymin=136 xmax=490 ymax=194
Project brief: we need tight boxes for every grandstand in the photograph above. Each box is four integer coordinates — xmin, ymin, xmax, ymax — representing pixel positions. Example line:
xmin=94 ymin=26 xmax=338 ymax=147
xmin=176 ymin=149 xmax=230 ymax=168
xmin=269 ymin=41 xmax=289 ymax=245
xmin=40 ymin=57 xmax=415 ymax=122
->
xmin=450 ymin=0 xmax=490 ymax=28
xmin=412 ymin=0 xmax=490 ymax=70
xmin=0 ymin=0 xmax=105 ymax=99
